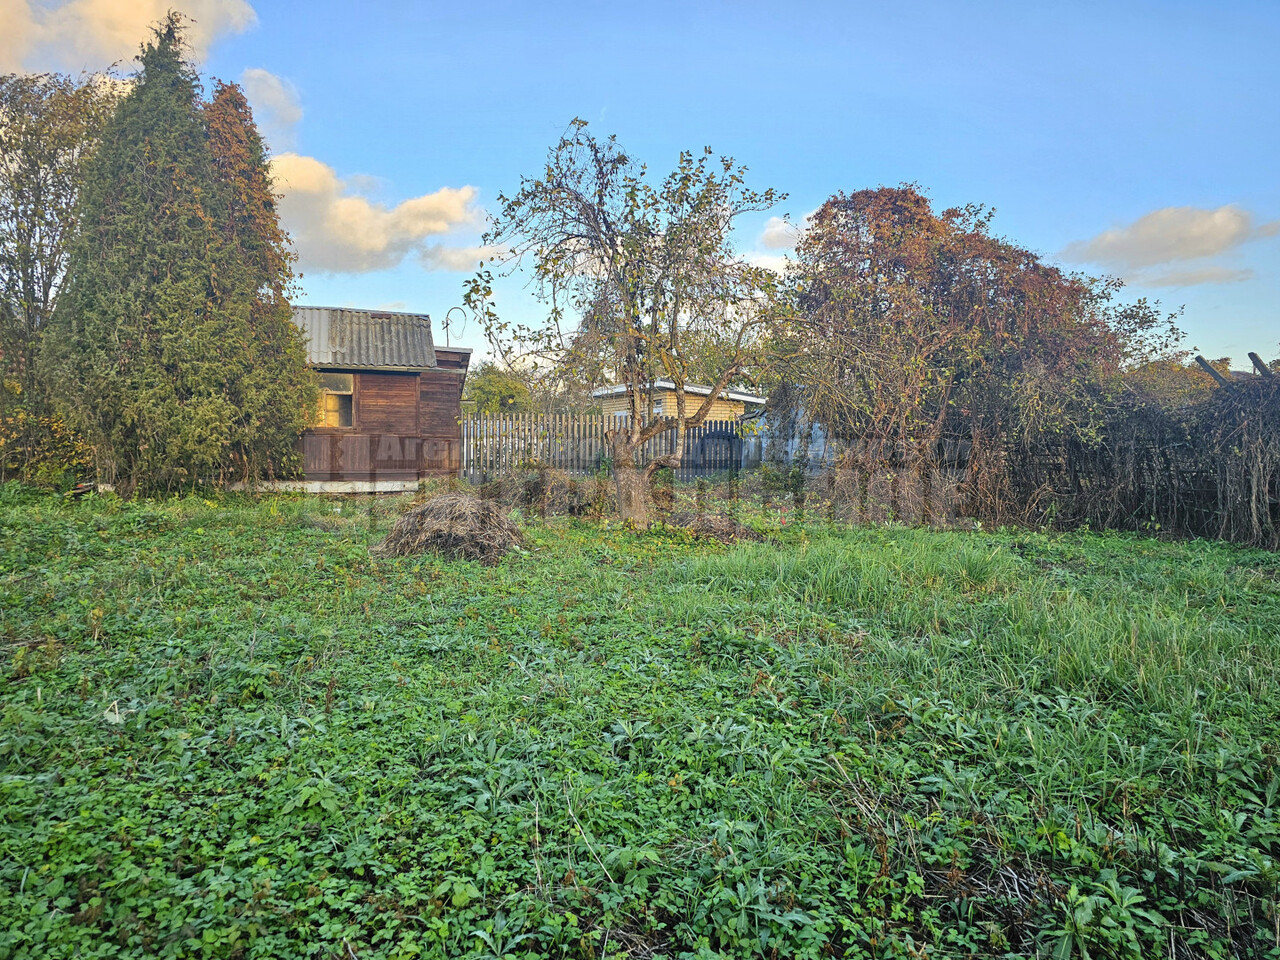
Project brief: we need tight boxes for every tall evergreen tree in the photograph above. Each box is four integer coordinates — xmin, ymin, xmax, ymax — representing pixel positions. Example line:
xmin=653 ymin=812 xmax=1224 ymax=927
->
xmin=42 ymin=16 xmax=313 ymax=494
xmin=204 ymin=80 xmax=315 ymax=482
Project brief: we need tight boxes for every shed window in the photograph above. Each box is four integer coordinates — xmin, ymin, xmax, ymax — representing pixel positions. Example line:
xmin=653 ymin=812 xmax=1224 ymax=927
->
xmin=317 ymin=373 xmax=354 ymax=428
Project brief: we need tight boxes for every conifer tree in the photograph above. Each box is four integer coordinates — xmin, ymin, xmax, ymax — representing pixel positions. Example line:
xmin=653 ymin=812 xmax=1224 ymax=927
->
xmin=42 ymin=16 xmax=313 ymax=494
xmin=204 ymin=80 xmax=315 ymax=482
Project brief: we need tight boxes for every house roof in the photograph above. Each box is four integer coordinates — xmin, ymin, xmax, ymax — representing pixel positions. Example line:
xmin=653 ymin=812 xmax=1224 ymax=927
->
xmin=591 ymin=380 xmax=766 ymax=405
xmin=292 ymin=306 xmax=437 ymax=370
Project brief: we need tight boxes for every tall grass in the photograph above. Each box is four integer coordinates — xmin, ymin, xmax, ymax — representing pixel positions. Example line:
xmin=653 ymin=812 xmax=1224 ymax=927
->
xmin=678 ymin=528 xmax=1279 ymax=717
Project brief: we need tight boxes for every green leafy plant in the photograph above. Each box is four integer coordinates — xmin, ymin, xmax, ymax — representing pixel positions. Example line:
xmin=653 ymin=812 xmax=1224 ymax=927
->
xmin=1 ymin=488 xmax=1277 ymax=958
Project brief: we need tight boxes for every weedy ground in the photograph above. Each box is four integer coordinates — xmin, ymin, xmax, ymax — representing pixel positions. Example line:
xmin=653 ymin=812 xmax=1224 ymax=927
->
xmin=1 ymin=485 xmax=1278 ymax=960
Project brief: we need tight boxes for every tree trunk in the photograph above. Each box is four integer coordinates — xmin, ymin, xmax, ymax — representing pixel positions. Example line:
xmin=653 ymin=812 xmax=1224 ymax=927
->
xmin=920 ymin=454 xmax=934 ymax=526
xmin=613 ymin=457 xmax=650 ymax=526
xmin=858 ymin=460 xmax=871 ymax=523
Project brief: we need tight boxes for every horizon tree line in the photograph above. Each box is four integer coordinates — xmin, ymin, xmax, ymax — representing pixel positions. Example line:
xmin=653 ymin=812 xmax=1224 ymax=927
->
xmin=2 ymin=33 xmax=1274 ymax=542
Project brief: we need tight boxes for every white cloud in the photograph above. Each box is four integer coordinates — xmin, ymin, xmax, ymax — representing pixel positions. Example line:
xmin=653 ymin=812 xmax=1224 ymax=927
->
xmin=744 ymin=251 xmax=791 ymax=274
xmin=419 ymin=244 xmax=507 ymax=272
xmin=270 ymin=153 xmax=481 ymax=274
xmin=745 ymin=211 xmax=810 ymax=274
xmin=1133 ymin=266 xmax=1255 ymax=288
xmin=240 ymin=67 xmax=301 ymax=149
xmin=757 ymin=210 xmax=819 ymax=251
xmin=1062 ymin=204 xmax=1277 ymax=271
xmin=758 ymin=216 xmax=801 ymax=250
xmin=7 ymin=0 xmax=256 ymax=71
xmin=0 ymin=0 xmax=38 ymax=72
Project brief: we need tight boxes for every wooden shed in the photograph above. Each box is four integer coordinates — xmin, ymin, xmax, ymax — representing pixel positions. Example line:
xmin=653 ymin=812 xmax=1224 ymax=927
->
xmin=292 ymin=306 xmax=470 ymax=491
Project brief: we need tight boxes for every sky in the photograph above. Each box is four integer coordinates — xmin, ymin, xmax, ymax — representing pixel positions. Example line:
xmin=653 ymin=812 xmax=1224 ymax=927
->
xmin=4 ymin=0 xmax=1278 ymax=365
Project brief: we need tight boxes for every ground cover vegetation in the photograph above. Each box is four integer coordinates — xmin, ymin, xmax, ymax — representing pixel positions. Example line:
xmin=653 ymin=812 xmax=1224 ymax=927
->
xmin=2 ymin=487 xmax=1277 ymax=959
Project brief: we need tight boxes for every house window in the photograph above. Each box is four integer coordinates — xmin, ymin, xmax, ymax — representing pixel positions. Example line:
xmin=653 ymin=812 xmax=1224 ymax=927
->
xmin=317 ymin=373 xmax=354 ymax=427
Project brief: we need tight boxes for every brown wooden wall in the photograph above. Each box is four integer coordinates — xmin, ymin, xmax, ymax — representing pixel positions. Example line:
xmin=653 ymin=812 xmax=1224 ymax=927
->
xmin=302 ymin=433 xmax=422 ymax=481
xmin=301 ymin=364 xmax=467 ymax=481
xmin=355 ymin=372 xmax=418 ymax=434
xmin=434 ymin=348 xmax=471 ymax=371
xmin=420 ymin=368 xmax=463 ymax=475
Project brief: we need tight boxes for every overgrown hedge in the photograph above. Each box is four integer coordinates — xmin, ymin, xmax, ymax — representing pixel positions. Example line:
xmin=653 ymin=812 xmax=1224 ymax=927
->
xmin=1003 ymin=377 xmax=1280 ymax=549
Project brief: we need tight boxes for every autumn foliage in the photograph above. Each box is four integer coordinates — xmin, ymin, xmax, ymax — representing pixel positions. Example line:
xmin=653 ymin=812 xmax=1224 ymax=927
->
xmin=0 ymin=71 xmax=117 ymax=484
xmin=777 ymin=185 xmax=1182 ymax=522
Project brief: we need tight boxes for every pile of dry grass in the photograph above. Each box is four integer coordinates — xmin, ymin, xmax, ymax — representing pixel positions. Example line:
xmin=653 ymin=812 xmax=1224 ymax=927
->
xmin=371 ymin=493 xmax=523 ymax=565
xmin=479 ymin=465 xmax=601 ymax=517
xmin=671 ymin=512 xmax=764 ymax=544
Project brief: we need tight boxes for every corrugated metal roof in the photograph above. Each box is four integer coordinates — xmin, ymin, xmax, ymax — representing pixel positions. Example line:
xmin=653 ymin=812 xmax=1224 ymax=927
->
xmin=292 ymin=306 xmax=436 ymax=370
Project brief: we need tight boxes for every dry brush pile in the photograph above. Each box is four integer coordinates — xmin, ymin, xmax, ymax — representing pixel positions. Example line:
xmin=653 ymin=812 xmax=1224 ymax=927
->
xmin=668 ymin=511 xmax=764 ymax=544
xmin=478 ymin=463 xmax=610 ymax=519
xmin=370 ymin=492 xmax=523 ymax=565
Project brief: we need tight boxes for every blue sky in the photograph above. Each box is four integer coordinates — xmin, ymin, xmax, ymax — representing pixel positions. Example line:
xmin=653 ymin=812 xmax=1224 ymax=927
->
xmin=8 ymin=0 xmax=1279 ymax=363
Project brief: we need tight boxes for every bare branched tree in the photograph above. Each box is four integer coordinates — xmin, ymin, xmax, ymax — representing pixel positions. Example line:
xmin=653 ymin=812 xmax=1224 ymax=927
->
xmin=0 ymin=71 xmax=119 ymax=398
xmin=466 ymin=121 xmax=783 ymax=523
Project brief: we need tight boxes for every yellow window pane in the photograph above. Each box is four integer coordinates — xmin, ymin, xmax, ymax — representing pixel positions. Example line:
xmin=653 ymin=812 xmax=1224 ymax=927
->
xmin=319 ymin=373 xmax=353 ymax=394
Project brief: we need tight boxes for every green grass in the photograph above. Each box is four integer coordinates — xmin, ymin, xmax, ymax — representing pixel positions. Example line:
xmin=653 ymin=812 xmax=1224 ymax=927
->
xmin=1 ymin=487 xmax=1277 ymax=959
